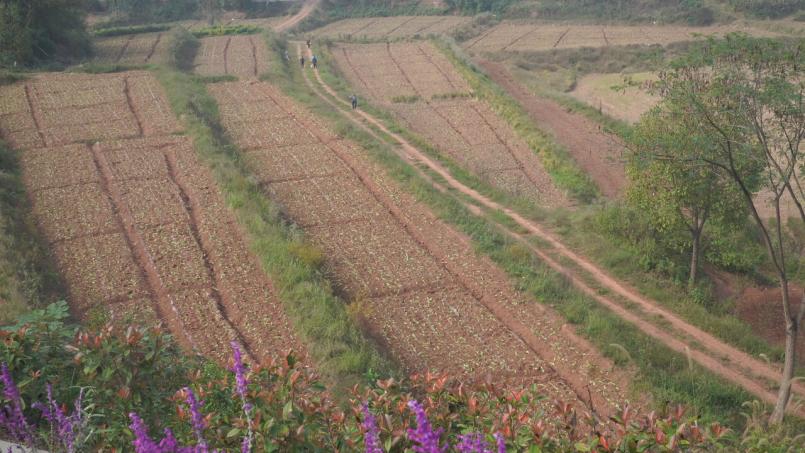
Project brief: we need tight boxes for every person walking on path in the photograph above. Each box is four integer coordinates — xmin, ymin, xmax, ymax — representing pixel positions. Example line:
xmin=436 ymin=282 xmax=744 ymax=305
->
xmin=311 ymin=55 xmax=318 ymax=69
xmin=284 ymin=49 xmax=290 ymax=61
xmin=300 ymin=56 xmax=305 ymax=68
xmin=350 ymin=94 xmax=358 ymax=110
xmin=306 ymin=39 xmax=311 ymax=49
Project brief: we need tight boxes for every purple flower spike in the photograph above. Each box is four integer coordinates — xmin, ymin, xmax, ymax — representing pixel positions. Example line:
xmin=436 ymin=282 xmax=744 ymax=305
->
xmin=0 ymin=363 xmax=34 ymax=446
xmin=493 ymin=433 xmax=506 ymax=453
xmin=230 ymin=342 xmax=253 ymax=453
xmin=130 ymin=412 xmax=159 ymax=453
xmin=184 ymin=388 xmax=208 ymax=452
xmin=456 ymin=433 xmax=492 ymax=453
xmin=361 ymin=403 xmax=384 ymax=453
xmin=406 ymin=400 xmax=447 ymax=453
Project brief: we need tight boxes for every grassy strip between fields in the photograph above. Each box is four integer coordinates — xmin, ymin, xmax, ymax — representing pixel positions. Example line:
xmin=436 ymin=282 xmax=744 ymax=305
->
xmin=192 ymin=24 xmax=262 ymax=38
xmin=153 ymin=66 xmax=393 ymax=390
xmin=435 ymin=39 xmax=601 ymax=204
xmin=266 ymin=36 xmax=782 ymax=428
xmin=93 ymin=23 xmax=173 ymax=37
xmin=0 ymin=140 xmax=65 ymax=325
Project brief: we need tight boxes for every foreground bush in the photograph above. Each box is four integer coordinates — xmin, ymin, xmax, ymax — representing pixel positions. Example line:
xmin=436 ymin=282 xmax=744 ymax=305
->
xmin=1 ymin=304 xmax=803 ymax=451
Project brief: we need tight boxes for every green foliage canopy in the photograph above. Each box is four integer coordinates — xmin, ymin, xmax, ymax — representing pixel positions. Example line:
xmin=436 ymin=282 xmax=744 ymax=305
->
xmin=0 ymin=0 xmax=91 ymax=67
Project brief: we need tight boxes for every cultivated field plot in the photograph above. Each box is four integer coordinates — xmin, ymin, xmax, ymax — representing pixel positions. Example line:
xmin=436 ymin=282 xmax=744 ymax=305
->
xmin=0 ymin=72 xmax=302 ymax=364
xmin=310 ymin=16 xmax=469 ymax=40
xmin=570 ymin=72 xmax=659 ymax=124
xmin=336 ymin=42 xmax=567 ymax=207
xmin=209 ymin=80 xmax=626 ymax=409
xmin=464 ymin=22 xmax=780 ymax=52
xmin=93 ymin=32 xmax=171 ymax=65
xmin=193 ymin=35 xmax=270 ymax=79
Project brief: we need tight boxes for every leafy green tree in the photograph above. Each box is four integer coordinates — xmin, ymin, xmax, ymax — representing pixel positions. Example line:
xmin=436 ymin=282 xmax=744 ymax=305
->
xmin=628 ymin=109 xmax=747 ymax=289
xmin=656 ymin=33 xmax=805 ymax=423
xmin=0 ymin=0 xmax=90 ymax=67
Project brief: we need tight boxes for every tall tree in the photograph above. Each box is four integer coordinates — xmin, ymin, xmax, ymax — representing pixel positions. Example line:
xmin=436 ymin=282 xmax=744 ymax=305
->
xmin=656 ymin=33 xmax=805 ymax=423
xmin=0 ymin=0 xmax=90 ymax=67
xmin=628 ymin=109 xmax=747 ymax=288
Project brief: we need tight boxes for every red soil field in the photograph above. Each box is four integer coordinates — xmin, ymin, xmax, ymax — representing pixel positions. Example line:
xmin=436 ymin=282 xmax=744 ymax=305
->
xmin=209 ymin=80 xmax=628 ymax=416
xmin=335 ymin=42 xmax=569 ymax=208
xmin=0 ymin=72 xmax=302 ymax=365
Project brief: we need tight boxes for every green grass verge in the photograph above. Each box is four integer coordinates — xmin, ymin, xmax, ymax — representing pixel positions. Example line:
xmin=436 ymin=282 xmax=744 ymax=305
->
xmin=262 ymin=36 xmax=782 ymax=428
xmin=0 ymin=140 xmax=65 ymax=324
xmin=93 ymin=24 xmax=172 ymax=37
xmin=435 ymin=39 xmax=601 ymax=203
xmin=192 ymin=24 xmax=262 ymax=38
xmin=153 ymin=68 xmax=393 ymax=390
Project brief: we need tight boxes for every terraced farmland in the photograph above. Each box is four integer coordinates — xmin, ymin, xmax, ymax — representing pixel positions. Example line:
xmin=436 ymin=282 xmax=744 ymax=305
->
xmin=464 ymin=22 xmax=780 ymax=52
xmin=208 ymin=80 xmax=627 ymax=414
xmin=193 ymin=35 xmax=270 ymax=79
xmin=335 ymin=42 xmax=567 ymax=207
xmin=310 ymin=16 xmax=470 ymax=40
xmin=0 ymin=72 xmax=302 ymax=364
xmin=93 ymin=32 xmax=171 ymax=65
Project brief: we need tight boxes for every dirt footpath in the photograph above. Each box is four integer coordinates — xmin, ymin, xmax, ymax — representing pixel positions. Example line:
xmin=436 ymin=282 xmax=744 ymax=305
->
xmin=478 ymin=61 xmax=626 ymax=199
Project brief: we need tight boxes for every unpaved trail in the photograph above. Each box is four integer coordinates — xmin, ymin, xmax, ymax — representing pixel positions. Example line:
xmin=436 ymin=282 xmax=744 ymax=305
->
xmin=274 ymin=0 xmax=320 ymax=33
xmin=478 ymin=60 xmax=626 ymax=198
xmin=300 ymin=44 xmax=805 ymax=416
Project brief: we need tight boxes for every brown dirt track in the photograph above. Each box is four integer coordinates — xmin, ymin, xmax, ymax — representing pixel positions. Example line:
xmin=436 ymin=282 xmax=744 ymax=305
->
xmin=0 ymin=72 xmax=303 ymax=365
xmin=477 ymin=61 xmax=625 ymax=198
xmin=335 ymin=42 xmax=569 ymax=208
xmin=301 ymin=43 xmax=805 ymax=415
xmin=208 ymin=79 xmax=628 ymax=417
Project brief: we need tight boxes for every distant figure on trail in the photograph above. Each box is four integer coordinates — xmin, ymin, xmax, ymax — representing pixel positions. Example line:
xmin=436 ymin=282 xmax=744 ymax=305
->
xmin=306 ymin=39 xmax=311 ymax=49
xmin=311 ymin=55 xmax=318 ymax=69
xmin=300 ymin=56 xmax=305 ymax=68
xmin=350 ymin=94 xmax=358 ymax=110
xmin=284 ymin=49 xmax=290 ymax=61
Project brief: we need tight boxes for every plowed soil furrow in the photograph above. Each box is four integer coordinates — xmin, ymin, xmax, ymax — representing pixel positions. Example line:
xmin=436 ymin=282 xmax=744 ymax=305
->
xmin=223 ymin=37 xmax=232 ymax=75
xmin=145 ymin=33 xmax=163 ymax=63
xmin=123 ymin=76 xmax=145 ymax=137
xmin=302 ymin=45 xmax=805 ymax=415
xmin=340 ymin=47 xmax=376 ymax=98
xmin=414 ymin=44 xmax=460 ymax=92
xmin=465 ymin=25 xmax=498 ymax=50
xmin=115 ymin=35 xmax=134 ymax=63
xmin=553 ymin=28 xmax=570 ymax=48
xmin=383 ymin=16 xmax=418 ymax=37
xmin=211 ymin=76 xmax=627 ymax=417
xmin=162 ymin=149 xmax=256 ymax=362
xmin=90 ymin=142 xmax=198 ymax=352
xmin=23 ymin=84 xmax=46 ymax=146
xmin=503 ymin=27 xmax=537 ymax=51
xmin=249 ymin=37 xmax=258 ymax=77
xmin=413 ymin=17 xmax=446 ymax=35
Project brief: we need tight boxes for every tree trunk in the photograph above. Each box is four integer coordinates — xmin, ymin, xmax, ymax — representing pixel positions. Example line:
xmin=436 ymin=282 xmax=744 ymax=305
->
xmin=770 ymin=279 xmax=797 ymax=424
xmin=688 ymin=231 xmax=701 ymax=290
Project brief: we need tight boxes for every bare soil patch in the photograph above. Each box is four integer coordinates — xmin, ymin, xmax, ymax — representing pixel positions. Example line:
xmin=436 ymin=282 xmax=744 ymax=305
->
xmin=570 ymin=72 xmax=658 ymax=124
xmin=479 ymin=61 xmax=626 ymax=198
xmin=465 ymin=22 xmax=781 ymax=53
xmin=210 ymin=79 xmax=627 ymax=416
xmin=336 ymin=42 xmax=568 ymax=207
xmin=194 ymin=35 xmax=269 ymax=79
xmin=93 ymin=32 xmax=171 ymax=65
xmin=310 ymin=16 xmax=469 ymax=40
xmin=736 ymin=286 xmax=805 ymax=363
xmin=0 ymin=72 xmax=303 ymax=365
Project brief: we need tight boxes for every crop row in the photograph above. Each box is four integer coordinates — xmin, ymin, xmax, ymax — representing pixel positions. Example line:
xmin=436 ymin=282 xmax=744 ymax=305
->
xmin=206 ymin=79 xmax=619 ymax=408
xmin=93 ymin=32 xmax=170 ymax=65
xmin=465 ymin=22 xmax=780 ymax=52
xmin=0 ymin=72 xmax=302 ymax=364
xmin=194 ymin=35 xmax=269 ymax=79
xmin=311 ymin=16 xmax=469 ymax=40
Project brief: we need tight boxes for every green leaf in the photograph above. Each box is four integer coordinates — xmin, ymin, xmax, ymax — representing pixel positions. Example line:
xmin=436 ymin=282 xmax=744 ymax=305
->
xmin=227 ymin=427 xmax=241 ymax=438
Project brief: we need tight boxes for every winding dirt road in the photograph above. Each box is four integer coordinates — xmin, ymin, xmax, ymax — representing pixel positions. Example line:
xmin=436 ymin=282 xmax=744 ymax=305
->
xmin=274 ymin=0 xmax=320 ymax=33
xmin=299 ymin=43 xmax=805 ymax=417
